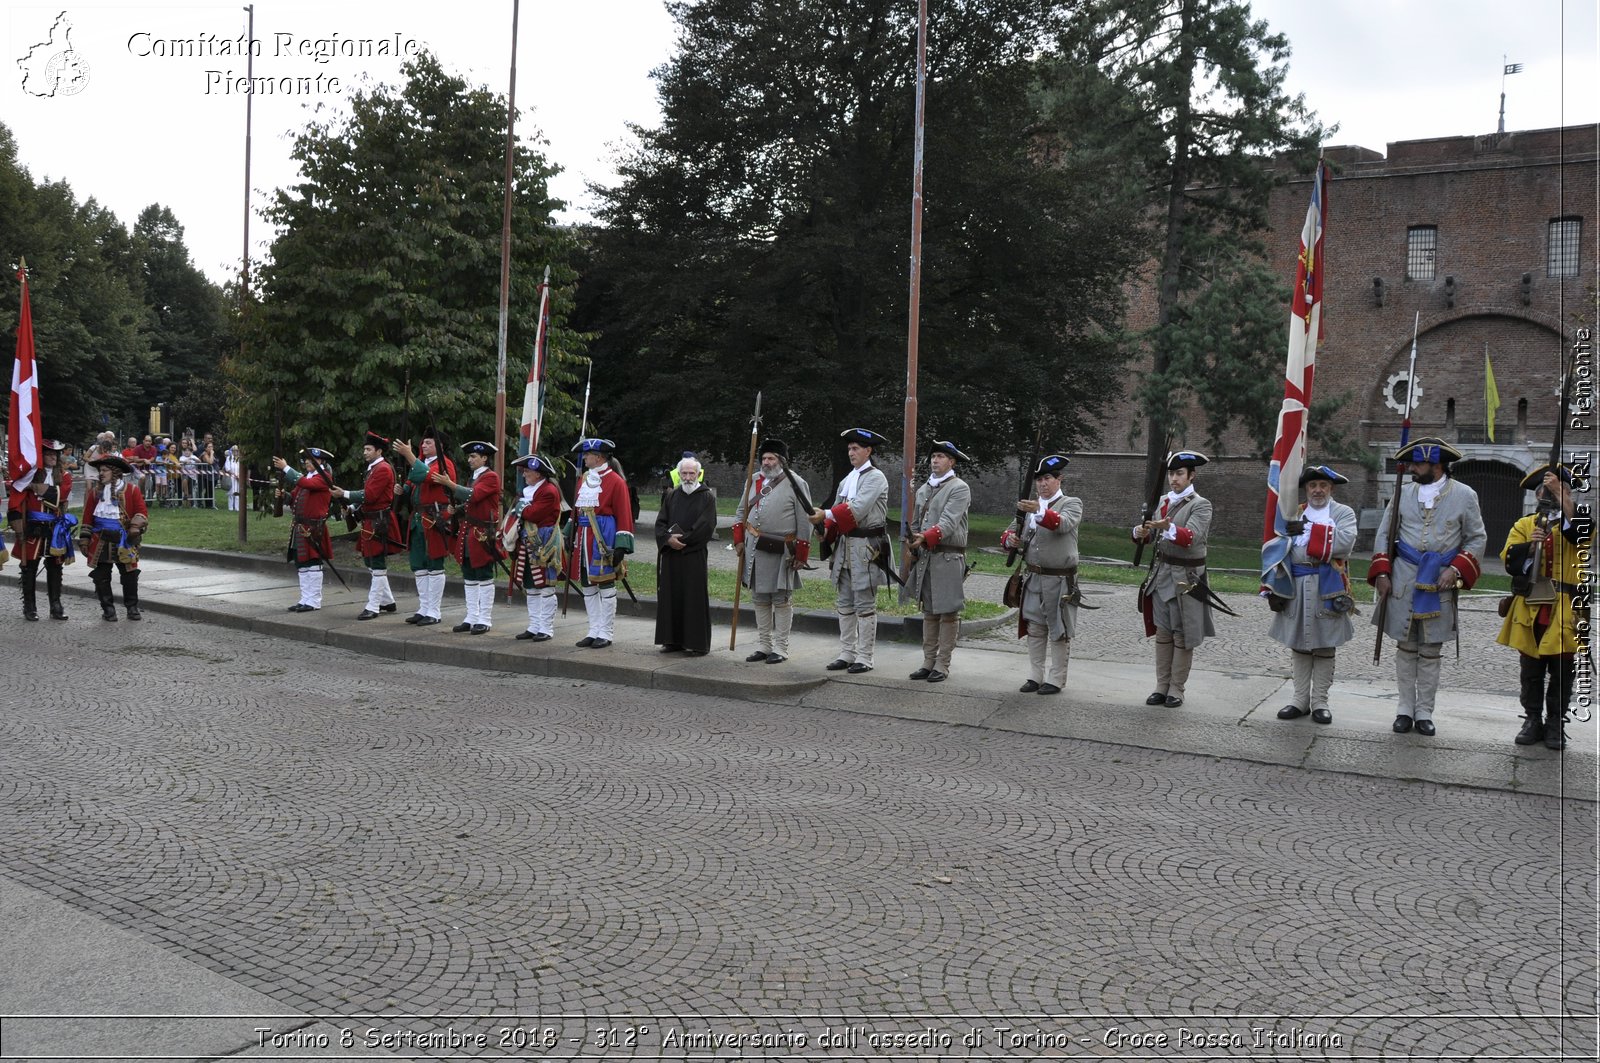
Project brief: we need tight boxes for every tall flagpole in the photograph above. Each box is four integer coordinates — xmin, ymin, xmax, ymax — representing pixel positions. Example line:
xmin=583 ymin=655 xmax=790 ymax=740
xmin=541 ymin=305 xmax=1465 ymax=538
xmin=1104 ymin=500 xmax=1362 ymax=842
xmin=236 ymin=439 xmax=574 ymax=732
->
xmin=237 ymin=3 xmax=254 ymax=544
xmin=900 ymin=0 xmax=927 ymax=563
xmin=493 ymin=0 xmax=521 ymax=486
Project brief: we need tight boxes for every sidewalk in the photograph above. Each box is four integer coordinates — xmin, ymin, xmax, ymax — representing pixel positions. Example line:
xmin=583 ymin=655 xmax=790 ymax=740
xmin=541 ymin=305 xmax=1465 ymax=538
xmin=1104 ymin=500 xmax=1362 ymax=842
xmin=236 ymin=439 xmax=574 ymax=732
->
xmin=5 ymin=545 xmax=1592 ymax=802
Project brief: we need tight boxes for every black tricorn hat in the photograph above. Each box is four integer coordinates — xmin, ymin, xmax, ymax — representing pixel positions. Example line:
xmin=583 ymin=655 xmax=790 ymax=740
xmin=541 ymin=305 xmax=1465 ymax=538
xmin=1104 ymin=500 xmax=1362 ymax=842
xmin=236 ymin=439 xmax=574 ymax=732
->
xmin=89 ymin=454 xmax=134 ymax=475
xmin=1165 ymin=449 xmax=1210 ymax=471
xmin=1298 ymin=464 xmax=1349 ymax=486
xmin=758 ymin=438 xmax=788 ymax=459
xmin=930 ymin=439 xmax=971 ymax=462
xmin=299 ymin=447 xmax=335 ymax=462
xmin=1395 ymin=436 xmax=1462 ymax=464
xmin=1520 ymin=462 xmax=1575 ymax=490
xmin=841 ymin=428 xmax=889 ymax=449
xmin=511 ymin=454 xmax=554 ymax=475
xmin=461 ymin=440 xmax=497 ymax=457
xmin=1033 ymin=454 xmax=1070 ymax=477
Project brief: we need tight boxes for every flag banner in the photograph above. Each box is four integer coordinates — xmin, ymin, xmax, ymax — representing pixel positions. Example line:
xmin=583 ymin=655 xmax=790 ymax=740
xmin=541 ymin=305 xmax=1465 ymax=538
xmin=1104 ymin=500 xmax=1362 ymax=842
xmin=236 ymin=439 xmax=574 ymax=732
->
xmin=1504 ymin=63 xmax=1523 ymax=74
xmin=1485 ymin=349 xmax=1501 ymax=442
xmin=518 ymin=268 xmax=552 ymax=459
xmin=1262 ymin=162 xmax=1328 ymax=598
xmin=8 ymin=262 xmax=43 ymax=492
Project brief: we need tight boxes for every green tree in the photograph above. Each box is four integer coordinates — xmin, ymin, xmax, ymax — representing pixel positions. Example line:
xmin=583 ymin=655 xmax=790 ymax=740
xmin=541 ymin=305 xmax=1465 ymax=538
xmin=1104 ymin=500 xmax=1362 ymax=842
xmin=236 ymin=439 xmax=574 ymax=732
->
xmin=0 ymin=122 xmax=154 ymax=443
xmin=1056 ymin=0 xmax=1325 ymax=479
xmin=579 ymin=0 xmax=1146 ymax=486
xmin=228 ymin=52 xmax=586 ymax=483
xmin=130 ymin=204 xmax=231 ymax=438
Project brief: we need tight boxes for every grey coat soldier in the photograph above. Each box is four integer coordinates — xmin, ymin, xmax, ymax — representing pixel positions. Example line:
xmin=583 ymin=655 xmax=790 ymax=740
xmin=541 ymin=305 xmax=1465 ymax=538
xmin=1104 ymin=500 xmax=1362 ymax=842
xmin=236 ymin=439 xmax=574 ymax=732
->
xmin=1134 ymin=450 xmax=1217 ymax=708
xmin=1001 ymin=454 xmax=1083 ymax=694
xmin=905 ymin=440 xmax=973 ymax=683
xmin=811 ymin=428 xmax=894 ymax=673
xmin=732 ymin=439 xmax=812 ymax=664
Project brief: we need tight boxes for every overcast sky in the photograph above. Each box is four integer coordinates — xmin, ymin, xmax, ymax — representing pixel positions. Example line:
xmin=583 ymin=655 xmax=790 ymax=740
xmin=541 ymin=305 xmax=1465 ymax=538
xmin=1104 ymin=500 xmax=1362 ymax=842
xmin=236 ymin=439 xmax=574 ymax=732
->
xmin=4 ymin=1 xmax=1596 ymax=285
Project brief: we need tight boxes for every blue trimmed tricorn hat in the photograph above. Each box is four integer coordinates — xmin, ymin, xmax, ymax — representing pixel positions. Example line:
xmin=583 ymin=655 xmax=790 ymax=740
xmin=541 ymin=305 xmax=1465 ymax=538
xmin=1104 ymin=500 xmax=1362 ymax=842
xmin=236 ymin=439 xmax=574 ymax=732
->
xmin=841 ymin=428 xmax=889 ymax=449
xmin=930 ymin=440 xmax=971 ymax=462
xmin=1395 ymin=436 xmax=1461 ymax=464
xmin=461 ymin=441 xmax=497 ymax=457
xmin=299 ymin=447 xmax=335 ymax=462
xmin=1298 ymin=464 xmax=1349 ymax=486
xmin=1033 ymin=454 xmax=1070 ymax=477
xmin=573 ymin=438 xmax=615 ymax=455
xmin=511 ymin=454 xmax=553 ymax=475
xmin=1165 ymin=449 xmax=1210 ymax=471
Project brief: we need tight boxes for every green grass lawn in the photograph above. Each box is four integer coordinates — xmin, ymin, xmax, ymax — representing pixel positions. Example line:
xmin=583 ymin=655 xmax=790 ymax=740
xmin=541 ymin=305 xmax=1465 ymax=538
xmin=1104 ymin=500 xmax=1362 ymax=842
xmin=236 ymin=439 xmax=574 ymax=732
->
xmin=143 ymin=496 xmax=1508 ymax=607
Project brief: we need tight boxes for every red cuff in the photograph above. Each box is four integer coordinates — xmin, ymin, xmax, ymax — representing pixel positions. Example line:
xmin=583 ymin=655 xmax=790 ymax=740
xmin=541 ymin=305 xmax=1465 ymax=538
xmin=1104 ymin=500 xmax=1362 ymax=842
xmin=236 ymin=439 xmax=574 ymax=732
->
xmin=1172 ymin=526 xmax=1193 ymax=548
xmin=732 ymin=522 xmax=745 ymax=547
xmin=829 ymin=502 xmax=857 ymax=535
xmin=1367 ymin=554 xmax=1391 ymax=584
xmin=1306 ymin=523 xmax=1332 ymax=563
xmin=1449 ymin=552 xmax=1481 ymax=590
xmin=923 ymin=525 xmax=944 ymax=548
xmin=1039 ymin=508 xmax=1061 ymax=531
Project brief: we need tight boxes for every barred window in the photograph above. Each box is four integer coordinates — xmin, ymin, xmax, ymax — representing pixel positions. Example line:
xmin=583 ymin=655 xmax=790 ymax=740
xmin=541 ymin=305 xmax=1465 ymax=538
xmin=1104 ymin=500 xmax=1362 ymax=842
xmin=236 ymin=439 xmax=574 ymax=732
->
xmin=1548 ymin=217 xmax=1581 ymax=278
xmin=1406 ymin=225 xmax=1437 ymax=280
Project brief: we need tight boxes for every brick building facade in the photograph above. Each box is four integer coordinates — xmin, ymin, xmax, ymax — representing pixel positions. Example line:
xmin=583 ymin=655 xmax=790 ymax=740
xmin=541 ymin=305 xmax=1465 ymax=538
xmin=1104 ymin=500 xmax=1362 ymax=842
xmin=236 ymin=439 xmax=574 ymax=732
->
xmin=1072 ymin=123 xmax=1598 ymax=550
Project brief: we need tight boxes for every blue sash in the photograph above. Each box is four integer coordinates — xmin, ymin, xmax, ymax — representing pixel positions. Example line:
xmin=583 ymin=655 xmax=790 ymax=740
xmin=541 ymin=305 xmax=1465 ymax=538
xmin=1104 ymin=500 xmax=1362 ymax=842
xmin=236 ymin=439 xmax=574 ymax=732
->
xmin=50 ymin=512 xmax=79 ymax=560
xmin=1395 ymin=540 xmax=1459 ymax=620
xmin=1290 ymin=561 xmax=1344 ymax=602
xmin=578 ymin=513 xmax=618 ymax=580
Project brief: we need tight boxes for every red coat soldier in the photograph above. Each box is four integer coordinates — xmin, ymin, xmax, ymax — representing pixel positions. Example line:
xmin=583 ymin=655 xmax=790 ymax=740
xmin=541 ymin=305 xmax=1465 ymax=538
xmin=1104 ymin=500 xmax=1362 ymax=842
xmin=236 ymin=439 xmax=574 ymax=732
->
xmin=272 ymin=448 xmax=337 ymax=612
xmin=431 ymin=441 xmax=505 ymax=633
xmin=7 ymin=439 xmax=73 ymax=620
xmin=335 ymin=431 xmax=406 ymax=620
xmin=80 ymin=454 xmax=148 ymax=620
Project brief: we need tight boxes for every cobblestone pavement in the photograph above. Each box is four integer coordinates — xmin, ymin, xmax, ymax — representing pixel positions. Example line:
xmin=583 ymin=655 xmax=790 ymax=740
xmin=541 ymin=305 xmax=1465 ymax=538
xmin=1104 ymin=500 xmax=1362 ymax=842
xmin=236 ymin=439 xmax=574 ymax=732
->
xmin=0 ymin=615 xmax=1593 ymax=1060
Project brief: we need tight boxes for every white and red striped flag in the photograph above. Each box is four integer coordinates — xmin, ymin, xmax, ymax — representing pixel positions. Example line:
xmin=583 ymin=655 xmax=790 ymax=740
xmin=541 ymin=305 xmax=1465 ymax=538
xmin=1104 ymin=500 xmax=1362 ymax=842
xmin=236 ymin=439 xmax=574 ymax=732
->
xmin=518 ymin=265 xmax=552 ymax=459
xmin=1261 ymin=161 xmax=1328 ymax=597
xmin=8 ymin=260 xmax=43 ymax=492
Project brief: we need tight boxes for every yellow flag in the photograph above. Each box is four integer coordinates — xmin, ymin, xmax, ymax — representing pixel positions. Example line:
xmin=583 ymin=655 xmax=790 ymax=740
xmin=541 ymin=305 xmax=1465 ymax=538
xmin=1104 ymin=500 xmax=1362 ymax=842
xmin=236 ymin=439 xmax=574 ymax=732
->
xmin=1485 ymin=348 xmax=1501 ymax=442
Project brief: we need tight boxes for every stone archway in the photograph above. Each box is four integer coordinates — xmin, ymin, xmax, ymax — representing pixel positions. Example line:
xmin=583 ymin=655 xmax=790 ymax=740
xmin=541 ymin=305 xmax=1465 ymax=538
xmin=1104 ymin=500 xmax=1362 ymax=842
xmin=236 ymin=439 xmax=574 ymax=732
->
xmin=1451 ymin=458 xmax=1526 ymax=557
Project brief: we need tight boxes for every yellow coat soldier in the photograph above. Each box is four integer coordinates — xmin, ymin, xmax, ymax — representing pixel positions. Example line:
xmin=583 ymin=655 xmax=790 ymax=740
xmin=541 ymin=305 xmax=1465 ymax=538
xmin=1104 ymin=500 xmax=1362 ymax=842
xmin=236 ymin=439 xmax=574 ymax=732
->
xmin=1497 ymin=464 xmax=1591 ymax=751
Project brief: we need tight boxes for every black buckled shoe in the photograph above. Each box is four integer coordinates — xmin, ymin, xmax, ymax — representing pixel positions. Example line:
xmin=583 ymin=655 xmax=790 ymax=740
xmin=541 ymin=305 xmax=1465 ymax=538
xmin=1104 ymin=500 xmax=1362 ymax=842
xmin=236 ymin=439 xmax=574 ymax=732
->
xmin=1392 ymin=715 xmax=1414 ymax=734
xmin=908 ymin=668 xmax=933 ymax=681
xmin=1277 ymin=704 xmax=1309 ymax=720
xmin=825 ymin=659 xmax=851 ymax=671
xmin=1038 ymin=683 xmax=1062 ymax=696
xmin=405 ymin=613 xmax=423 ymax=625
xmin=589 ymin=638 xmax=612 ymax=649
xmin=1163 ymin=695 xmax=1183 ymax=708
xmin=415 ymin=615 xmax=439 ymax=626
xmin=530 ymin=632 xmax=551 ymax=642
xmin=1414 ymin=719 xmax=1436 ymax=737
xmin=357 ymin=609 xmax=379 ymax=620
xmin=1145 ymin=691 xmax=1167 ymax=706
xmin=453 ymin=622 xmax=473 ymax=633
xmin=846 ymin=662 xmax=872 ymax=674
xmin=745 ymin=650 xmax=769 ymax=662
xmin=926 ymin=671 xmax=948 ymax=684
xmin=1019 ymin=680 xmax=1040 ymax=693
xmin=379 ymin=603 xmax=397 ymax=613
xmin=576 ymin=636 xmax=596 ymax=647
xmin=764 ymin=653 xmax=786 ymax=664
xmin=1311 ymin=708 xmax=1333 ymax=725
xmin=470 ymin=624 xmax=489 ymax=634
xmin=516 ymin=630 xmax=538 ymax=640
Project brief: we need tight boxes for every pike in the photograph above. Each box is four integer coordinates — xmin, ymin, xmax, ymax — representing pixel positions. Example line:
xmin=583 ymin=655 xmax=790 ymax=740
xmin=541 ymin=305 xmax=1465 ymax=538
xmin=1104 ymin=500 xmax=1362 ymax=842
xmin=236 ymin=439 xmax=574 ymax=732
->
xmin=729 ymin=391 xmax=762 ymax=650
xmin=1373 ymin=312 xmax=1421 ymax=664
xmin=271 ymin=392 xmax=285 ymax=518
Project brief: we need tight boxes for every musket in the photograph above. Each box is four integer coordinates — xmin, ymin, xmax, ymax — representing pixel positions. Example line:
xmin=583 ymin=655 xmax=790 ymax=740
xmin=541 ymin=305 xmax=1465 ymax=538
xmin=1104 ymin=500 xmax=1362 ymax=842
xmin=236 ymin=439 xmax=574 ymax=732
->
xmin=579 ymin=358 xmax=593 ymax=440
xmin=271 ymin=393 xmax=285 ymax=518
xmin=729 ymin=391 xmax=763 ymax=650
xmin=1374 ymin=313 xmax=1421 ymax=664
xmin=1005 ymin=425 xmax=1045 ymax=568
xmin=1131 ymin=428 xmax=1176 ymax=568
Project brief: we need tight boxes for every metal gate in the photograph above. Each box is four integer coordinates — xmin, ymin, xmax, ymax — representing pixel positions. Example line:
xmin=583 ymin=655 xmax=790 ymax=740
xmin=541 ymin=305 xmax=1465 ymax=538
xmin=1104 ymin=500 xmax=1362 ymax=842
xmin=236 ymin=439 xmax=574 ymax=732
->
xmin=1451 ymin=459 xmax=1526 ymax=559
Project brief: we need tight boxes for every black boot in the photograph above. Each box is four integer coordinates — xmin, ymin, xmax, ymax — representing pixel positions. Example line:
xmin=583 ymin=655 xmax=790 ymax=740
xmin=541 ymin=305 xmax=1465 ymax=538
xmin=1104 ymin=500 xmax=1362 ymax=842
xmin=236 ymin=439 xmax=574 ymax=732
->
xmin=1544 ymin=657 xmax=1574 ymax=751
xmin=121 ymin=569 xmax=142 ymax=621
xmin=20 ymin=560 xmax=39 ymax=620
xmin=1514 ymin=655 xmax=1546 ymax=746
xmin=45 ymin=561 xmax=67 ymax=620
xmin=93 ymin=566 xmax=118 ymax=621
